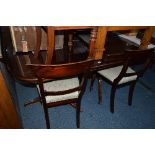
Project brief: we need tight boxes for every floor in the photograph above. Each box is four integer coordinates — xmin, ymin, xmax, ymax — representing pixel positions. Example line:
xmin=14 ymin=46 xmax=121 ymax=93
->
xmin=15 ymin=64 xmax=155 ymax=129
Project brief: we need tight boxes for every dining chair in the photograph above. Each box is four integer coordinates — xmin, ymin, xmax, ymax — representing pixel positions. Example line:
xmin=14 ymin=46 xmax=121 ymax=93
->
xmin=91 ymin=48 xmax=154 ymax=113
xmin=27 ymin=59 xmax=93 ymax=128
xmin=24 ymin=26 xmax=97 ymax=105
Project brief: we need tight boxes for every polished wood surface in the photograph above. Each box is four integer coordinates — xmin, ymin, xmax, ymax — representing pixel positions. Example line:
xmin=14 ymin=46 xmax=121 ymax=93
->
xmin=140 ymin=27 xmax=155 ymax=49
xmin=52 ymin=26 xmax=97 ymax=30
xmin=94 ymin=26 xmax=107 ymax=60
xmin=5 ymin=42 xmax=89 ymax=84
xmin=107 ymin=26 xmax=150 ymax=31
xmin=1 ymin=26 xmax=154 ymax=84
xmin=40 ymin=26 xmax=98 ymax=64
xmin=46 ymin=27 xmax=55 ymax=64
xmin=9 ymin=32 xmax=130 ymax=83
xmin=0 ymin=71 xmax=21 ymax=128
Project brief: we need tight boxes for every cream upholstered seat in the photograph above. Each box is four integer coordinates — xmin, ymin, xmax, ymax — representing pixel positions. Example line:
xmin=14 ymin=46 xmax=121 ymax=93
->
xmin=98 ymin=66 xmax=137 ymax=84
xmin=37 ymin=78 xmax=79 ymax=103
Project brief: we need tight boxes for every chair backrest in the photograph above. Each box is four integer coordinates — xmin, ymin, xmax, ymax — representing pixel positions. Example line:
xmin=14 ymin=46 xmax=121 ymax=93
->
xmin=27 ymin=59 xmax=93 ymax=101
xmin=114 ymin=47 xmax=155 ymax=83
xmin=28 ymin=58 xmax=93 ymax=79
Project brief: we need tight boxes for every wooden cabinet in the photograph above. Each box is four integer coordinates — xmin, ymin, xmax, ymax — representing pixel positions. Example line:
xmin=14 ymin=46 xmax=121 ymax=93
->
xmin=0 ymin=71 xmax=21 ymax=129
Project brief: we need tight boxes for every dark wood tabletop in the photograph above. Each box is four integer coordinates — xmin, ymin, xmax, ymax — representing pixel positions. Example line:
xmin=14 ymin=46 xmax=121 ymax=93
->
xmin=2 ymin=26 xmax=154 ymax=85
xmin=4 ymin=31 xmax=137 ymax=84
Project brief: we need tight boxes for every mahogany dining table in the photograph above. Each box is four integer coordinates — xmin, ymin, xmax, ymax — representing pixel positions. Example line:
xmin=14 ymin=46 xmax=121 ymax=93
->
xmin=1 ymin=26 xmax=154 ymax=85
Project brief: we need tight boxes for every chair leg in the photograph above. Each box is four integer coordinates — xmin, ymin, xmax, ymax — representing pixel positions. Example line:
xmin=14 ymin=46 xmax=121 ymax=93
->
xmin=128 ymin=81 xmax=136 ymax=106
xmin=110 ymin=85 xmax=117 ymax=113
xmin=76 ymin=102 xmax=81 ymax=128
xmin=90 ymin=73 xmax=96 ymax=92
xmin=43 ymin=104 xmax=50 ymax=129
xmin=70 ymin=103 xmax=83 ymax=112
xmin=24 ymin=96 xmax=41 ymax=107
xmin=98 ymin=77 xmax=102 ymax=104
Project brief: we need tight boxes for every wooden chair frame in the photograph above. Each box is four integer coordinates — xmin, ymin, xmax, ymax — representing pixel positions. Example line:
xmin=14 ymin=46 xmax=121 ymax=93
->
xmin=92 ymin=48 xmax=155 ymax=113
xmin=27 ymin=59 xmax=93 ymax=128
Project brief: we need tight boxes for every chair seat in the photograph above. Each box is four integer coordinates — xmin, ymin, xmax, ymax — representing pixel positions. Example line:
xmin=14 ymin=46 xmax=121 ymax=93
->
xmin=37 ymin=78 xmax=79 ymax=103
xmin=98 ymin=66 xmax=137 ymax=84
